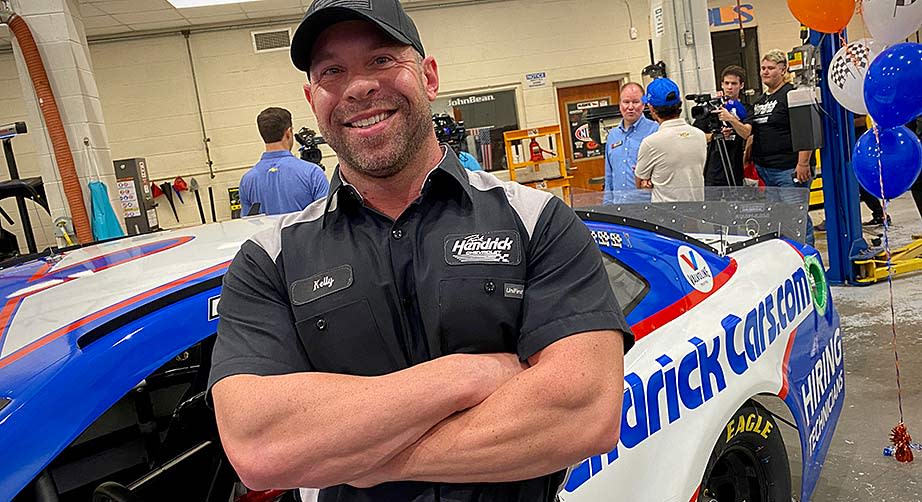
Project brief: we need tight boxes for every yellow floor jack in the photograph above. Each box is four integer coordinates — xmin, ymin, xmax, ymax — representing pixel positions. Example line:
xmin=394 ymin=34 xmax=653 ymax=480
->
xmin=854 ymin=235 xmax=922 ymax=284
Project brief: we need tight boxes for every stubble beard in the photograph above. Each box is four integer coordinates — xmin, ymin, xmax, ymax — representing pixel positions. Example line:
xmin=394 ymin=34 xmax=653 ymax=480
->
xmin=321 ymin=93 xmax=434 ymax=179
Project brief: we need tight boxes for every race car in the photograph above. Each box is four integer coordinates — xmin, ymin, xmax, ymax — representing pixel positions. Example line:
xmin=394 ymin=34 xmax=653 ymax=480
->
xmin=0 ymin=194 xmax=842 ymax=502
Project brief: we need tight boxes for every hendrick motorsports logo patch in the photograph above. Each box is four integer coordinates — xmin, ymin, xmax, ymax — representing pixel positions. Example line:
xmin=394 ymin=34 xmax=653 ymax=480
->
xmin=678 ymin=245 xmax=713 ymax=293
xmin=444 ymin=231 xmax=521 ymax=265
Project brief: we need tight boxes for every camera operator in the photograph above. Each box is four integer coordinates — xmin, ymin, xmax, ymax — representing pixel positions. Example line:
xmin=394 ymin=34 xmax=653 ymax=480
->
xmin=634 ymin=78 xmax=706 ymax=203
xmin=433 ymin=114 xmax=482 ymax=171
xmin=239 ymin=107 xmax=329 ymax=216
xmin=716 ymin=50 xmax=815 ymax=246
xmin=692 ymin=66 xmax=751 ymax=187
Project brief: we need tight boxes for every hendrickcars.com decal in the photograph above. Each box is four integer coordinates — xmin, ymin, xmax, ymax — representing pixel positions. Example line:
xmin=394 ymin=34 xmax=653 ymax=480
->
xmin=565 ymin=265 xmax=816 ymax=493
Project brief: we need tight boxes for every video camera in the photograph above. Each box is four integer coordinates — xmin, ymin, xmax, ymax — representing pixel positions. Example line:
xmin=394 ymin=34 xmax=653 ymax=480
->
xmin=294 ymin=126 xmax=326 ymax=169
xmin=687 ymin=93 xmax=728 ymax=134
xmin=433 ymin=113 xmax=466 ymax=153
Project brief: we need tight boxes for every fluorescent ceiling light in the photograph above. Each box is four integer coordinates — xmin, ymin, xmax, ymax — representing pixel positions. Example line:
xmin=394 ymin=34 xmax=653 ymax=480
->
xmin=167 ymin=0 xmax=260 ymax=8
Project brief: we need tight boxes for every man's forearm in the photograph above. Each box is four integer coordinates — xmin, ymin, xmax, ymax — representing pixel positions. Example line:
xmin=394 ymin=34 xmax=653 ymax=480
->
xmin=359 ymin=331 xmax=624 ymax=485
xmin=728 ymin=116 xmax=752 ymax=139
xmin=213 ymin=353 xmax=519 ymax=490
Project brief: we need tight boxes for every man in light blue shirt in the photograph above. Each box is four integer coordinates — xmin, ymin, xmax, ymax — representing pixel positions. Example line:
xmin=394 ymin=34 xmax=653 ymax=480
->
xmin=604 ymin=82 xmax=659 ymax=204
xmin=240 ymin=107 xmax=329 ymax=215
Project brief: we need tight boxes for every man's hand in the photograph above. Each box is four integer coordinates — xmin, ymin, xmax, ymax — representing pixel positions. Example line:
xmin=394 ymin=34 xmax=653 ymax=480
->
xmin=721 ymin=127 xmax=734 ymax=140
xmin=795 ymin=162 xmax=811 ymax=183
xmin=715 ymin=106 xmax=736 ymax=123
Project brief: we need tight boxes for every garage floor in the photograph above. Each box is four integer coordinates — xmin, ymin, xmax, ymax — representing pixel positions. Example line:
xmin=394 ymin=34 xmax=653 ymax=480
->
xmin=781 ymin=194 xmax=922 ymax=501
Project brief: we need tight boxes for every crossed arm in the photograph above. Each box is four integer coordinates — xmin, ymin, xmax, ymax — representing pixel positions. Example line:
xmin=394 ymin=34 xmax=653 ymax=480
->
xmin=212 ymin=330 xmax=624 ymax=490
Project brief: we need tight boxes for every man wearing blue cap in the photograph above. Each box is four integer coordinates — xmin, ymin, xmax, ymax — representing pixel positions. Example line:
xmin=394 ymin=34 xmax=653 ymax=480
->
xmin=209 ymin=0 xmax=633 ymax=501
xmin=634 ymin=78 xmax=706 ymax=203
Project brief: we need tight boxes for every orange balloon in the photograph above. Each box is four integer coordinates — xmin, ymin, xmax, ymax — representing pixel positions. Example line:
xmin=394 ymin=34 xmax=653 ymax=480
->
xmin=787 ymin=0 xmax=856 ymax=34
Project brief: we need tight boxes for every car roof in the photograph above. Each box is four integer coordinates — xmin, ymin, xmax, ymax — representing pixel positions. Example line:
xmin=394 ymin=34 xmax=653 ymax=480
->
xmin=0 ymin=217 xmax=277 ymax=390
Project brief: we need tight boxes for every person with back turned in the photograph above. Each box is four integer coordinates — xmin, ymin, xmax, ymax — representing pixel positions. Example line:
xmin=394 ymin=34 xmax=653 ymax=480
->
xmin=239 ymin=106 xmax=329 ymax=215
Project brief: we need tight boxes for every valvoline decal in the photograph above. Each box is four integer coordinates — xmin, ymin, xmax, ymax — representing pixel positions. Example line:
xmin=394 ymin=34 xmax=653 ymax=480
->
xmin=564 ymin=266 xmax=815 ymax=493
xmin=678 ymin=246 xmax=713 ymax=293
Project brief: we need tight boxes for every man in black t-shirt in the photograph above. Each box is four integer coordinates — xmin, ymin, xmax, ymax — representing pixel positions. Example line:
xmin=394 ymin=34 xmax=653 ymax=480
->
xmin=717 ymin=50 xmax=815 ymax=246
xmin=695 ymin=65 xmax=751 ymax=187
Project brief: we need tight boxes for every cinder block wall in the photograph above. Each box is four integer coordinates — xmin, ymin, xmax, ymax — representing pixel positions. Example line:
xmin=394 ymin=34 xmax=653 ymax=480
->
xmin=2 ymin=0 xmax=850 ymax=237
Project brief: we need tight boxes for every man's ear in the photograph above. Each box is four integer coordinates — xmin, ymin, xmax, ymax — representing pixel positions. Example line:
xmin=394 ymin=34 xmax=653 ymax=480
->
xmin=421 ymin=56 xmax=440 ymax=102
xmin=303 ymin=82 xmax=314 ymax=107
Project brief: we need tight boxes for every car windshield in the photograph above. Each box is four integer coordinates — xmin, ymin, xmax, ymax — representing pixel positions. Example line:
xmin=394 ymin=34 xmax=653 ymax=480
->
xmin=571 ymin=186 xmax=811 ymax=256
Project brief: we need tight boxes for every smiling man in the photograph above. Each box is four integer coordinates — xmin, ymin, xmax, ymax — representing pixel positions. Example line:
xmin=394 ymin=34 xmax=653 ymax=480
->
xmin=208 ymin=1 xmax=633 ymax=501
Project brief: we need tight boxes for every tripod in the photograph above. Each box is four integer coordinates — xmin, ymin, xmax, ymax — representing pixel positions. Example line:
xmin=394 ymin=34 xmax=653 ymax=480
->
xmin=711 ymin=131 xmax=738 ymax=187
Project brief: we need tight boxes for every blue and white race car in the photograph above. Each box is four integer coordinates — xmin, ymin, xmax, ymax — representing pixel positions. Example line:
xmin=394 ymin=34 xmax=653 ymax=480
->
xmin=0 ymin=196 xmax=842 ymax=502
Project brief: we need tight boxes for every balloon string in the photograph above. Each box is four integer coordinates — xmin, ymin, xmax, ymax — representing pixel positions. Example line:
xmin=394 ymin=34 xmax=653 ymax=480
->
xmin=838 ymin=31 xmax=863 ymax=70
xmin=872 ymin=124 xmax=906 ymax=424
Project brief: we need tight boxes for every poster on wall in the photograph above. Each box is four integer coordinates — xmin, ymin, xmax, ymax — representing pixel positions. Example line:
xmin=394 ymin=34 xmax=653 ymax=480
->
xmin=567 ymin=99 xmax=609 ymax=160
xmin=116 ymin=178 xmax=141 ymax=218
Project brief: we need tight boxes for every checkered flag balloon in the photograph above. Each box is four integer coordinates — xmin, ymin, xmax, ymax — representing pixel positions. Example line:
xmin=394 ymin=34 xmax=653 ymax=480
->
xmin=830 ymin=41 xmax=871 ymax=91
xmin=863 ymin=0 xmax=922 ymax=45
xmin=827 ymin=38 xmax=883 ymax=114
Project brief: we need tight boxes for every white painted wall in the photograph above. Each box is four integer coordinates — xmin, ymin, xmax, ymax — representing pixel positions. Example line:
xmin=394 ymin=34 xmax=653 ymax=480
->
xmin=1 ymin=0 xmax=872 ymax=239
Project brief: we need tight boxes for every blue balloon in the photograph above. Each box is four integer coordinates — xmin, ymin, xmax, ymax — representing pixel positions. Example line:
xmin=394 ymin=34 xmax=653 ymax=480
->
xmin=852 ymin=126 xmax=922 ymax=200
xmin=864 ymin=43 xmax=922 ymax=129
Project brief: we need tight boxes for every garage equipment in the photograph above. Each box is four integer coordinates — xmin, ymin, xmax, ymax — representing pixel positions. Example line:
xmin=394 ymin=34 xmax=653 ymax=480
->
xmin=114 ymin=158 xmax=159 ymax=235
xmin=189 ymin=177 xmax=206 ymax=225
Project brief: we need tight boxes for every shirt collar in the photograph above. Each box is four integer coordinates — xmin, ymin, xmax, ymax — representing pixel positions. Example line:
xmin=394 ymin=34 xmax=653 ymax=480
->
xmin=261 ymin=150 xmax=295 ymax=160
xmin=659 ymin=118 xmax=687 ymax=128
xmin=324 ymin=146 xmax=473 ymax=219
xmin=620 ymin=115 xmax=649 ymax=133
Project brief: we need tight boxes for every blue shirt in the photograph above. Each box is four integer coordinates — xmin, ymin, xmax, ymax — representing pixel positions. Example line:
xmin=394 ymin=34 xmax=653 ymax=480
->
xmin=240 ymin=150 xmax=329 ymax=216
xmin=603 ymin=116 xmax=659 ymax=204
xmin=458 ymin=151 xmax=483 ymax=171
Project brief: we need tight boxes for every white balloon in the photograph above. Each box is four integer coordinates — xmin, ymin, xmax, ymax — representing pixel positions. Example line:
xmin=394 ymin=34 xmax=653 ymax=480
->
xmin=827 ymin=38 xmax=883 ymax=114
xmin=862 ymin=0 xmax=922 ymax=46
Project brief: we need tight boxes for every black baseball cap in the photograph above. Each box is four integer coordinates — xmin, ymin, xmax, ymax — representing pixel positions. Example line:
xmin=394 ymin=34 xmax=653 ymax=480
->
xmin=291 ymin=0 xmax=425 ymax=74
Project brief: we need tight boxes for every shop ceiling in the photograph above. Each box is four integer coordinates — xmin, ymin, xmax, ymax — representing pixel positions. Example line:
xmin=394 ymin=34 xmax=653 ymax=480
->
xmin=0 ymin=0 xmax=506 ymax=49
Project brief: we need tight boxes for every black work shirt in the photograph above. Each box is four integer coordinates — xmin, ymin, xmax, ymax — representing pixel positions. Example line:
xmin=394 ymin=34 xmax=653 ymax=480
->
xmin=749 ymin=83 xmax=799 ymax=170
xmin=209 ymin=148 xmax=634 ymax=502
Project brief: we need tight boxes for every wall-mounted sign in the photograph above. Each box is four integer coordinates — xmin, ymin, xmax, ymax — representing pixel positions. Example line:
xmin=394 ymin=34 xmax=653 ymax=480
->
xmin=653 ymin=5 xmax=666 ymax=37
xmin=525 ymin=72 xmax=547 ymax=88
xmin=567 ymin=99 xmax=609 ymax=161
xmin=448 ymin=94 xmax=495 ymax=107
xmin=709 ymin=3 xmax=755 ymax=30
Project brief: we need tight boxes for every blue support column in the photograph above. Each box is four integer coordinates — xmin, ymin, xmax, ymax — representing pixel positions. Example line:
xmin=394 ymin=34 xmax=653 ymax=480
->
xmin=813 ymin=31 xmax=867 ymax=285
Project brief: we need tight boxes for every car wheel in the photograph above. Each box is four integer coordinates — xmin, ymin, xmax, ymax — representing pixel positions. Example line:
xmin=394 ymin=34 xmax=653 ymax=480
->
xmin=698 ymin=400 xmax=791 ymax=502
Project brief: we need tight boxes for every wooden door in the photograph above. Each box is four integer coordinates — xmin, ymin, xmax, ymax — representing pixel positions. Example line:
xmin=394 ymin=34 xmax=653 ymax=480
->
xmin=556 ymin=81 xmax=621 ymax=191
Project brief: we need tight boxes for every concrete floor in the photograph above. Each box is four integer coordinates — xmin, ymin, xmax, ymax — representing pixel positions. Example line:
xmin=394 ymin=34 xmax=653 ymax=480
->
xmin=779 ymin=194 xmax=922 ymax=501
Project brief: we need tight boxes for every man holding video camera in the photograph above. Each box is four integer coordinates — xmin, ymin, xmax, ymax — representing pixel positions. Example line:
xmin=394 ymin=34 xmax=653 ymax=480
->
xmin=692 ymin=65 xmax=750 ymax=187
xmin=240 ymin=106 xmax=329 ymax=216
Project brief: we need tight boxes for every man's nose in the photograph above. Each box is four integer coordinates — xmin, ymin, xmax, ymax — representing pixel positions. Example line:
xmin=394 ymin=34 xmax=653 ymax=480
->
xmin=344 ymin=73 xmax=380 ymax=101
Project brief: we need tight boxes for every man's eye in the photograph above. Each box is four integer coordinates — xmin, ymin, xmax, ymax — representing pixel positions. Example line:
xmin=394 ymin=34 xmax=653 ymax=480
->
xmin=374 ymin=56 xmax=394 ymax=65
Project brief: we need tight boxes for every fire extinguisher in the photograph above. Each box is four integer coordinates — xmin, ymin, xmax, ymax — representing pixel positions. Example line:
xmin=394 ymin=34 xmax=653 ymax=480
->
xmin=529 ymin=138 xmax=544 ymax=162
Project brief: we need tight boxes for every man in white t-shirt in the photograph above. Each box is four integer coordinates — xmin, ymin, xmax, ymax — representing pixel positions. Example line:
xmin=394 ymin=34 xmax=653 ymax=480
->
xmin=634 ymin=78 xmax=706 ymax=203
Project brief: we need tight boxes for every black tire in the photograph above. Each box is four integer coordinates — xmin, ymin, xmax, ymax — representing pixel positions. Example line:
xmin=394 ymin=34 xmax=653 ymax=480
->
xmin=699 ymin=400 xmax=791 ymax=502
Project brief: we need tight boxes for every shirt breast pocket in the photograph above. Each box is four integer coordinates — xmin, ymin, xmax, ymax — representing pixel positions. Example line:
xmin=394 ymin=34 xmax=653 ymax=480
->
xmin=438 ymin=276 xmax=524 ymax=355
xmin=295 ymin=298 xmax=401 ymax=376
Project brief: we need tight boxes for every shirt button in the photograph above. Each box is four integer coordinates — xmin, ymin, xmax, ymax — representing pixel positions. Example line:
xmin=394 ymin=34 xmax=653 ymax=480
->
xmin=392 ymin=228 xmax=404 ymax=240
xmin=316 ymin=318 xmax=327 ymax=331
xmin=484 ymin=280 xmax=496 ymax=294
